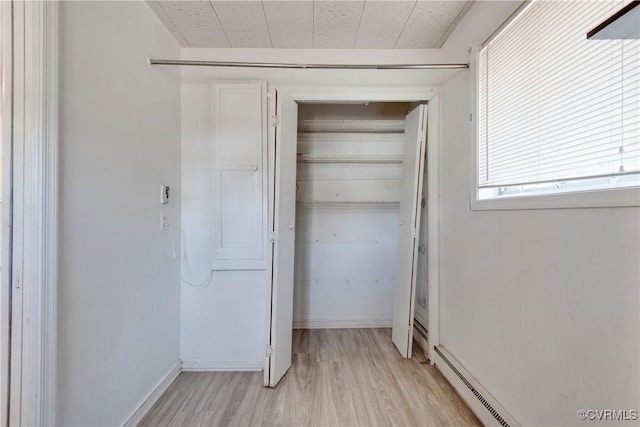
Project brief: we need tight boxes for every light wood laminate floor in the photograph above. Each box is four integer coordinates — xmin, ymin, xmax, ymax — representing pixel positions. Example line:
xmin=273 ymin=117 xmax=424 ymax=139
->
xmin=139 ymin=329 xmax=480 ymax=427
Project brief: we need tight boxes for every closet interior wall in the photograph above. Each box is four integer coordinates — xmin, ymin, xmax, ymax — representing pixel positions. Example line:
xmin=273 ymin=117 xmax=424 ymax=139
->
xmin=293 ymin=102 xmax=414 ymax=329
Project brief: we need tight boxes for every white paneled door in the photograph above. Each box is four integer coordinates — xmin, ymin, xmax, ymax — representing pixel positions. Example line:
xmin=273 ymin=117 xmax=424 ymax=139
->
xmin=212 ymin=82 xmax=267 ymax=270
xmin=392 ymin=105 xmax=428 ymax=358
xmin=267 ymin=89 xmax=298 ymax=387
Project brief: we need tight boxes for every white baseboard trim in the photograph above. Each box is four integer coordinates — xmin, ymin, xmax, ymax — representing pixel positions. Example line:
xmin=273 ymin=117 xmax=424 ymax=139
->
xmin=181 ymin=360 xmax=263 ymax=372
xmin=122 ymin=360 xmax=181 ymax=427
xmin=293 ymin=319 xmax=392 ymax=329
xmin=433 ymin=346 xmax=520 ymax=427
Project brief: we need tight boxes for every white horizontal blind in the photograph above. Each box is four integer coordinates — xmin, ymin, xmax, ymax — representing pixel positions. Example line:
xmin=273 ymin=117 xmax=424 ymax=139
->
xmin=479 ymin=0 xmax=640 ymax=188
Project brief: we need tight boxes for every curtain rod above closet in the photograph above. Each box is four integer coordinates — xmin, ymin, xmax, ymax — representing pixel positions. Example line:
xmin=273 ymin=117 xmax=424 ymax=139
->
xmin=148 ymin=58 xmax=469 ymax=70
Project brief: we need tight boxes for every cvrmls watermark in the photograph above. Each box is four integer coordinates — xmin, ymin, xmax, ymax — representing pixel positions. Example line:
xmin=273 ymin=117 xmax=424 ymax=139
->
xmin=577 ymin=409 xmax=638 ymax=421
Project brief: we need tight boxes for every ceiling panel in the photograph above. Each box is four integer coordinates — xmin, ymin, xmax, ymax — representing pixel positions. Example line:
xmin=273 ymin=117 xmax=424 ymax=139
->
xmin=154 ymin=1 xmax=230 ymax=47
xmin=263 ymin=1 xmax=313 ymax=49
xmin=212 ymin=1 xmax=272 ymax=48
xmin=180 ymin=29 xmax=230 ymax=48
xmin=224 ymin=30 xmax=272 ymax=48
xmin=148 ymin=0 xmax=472 ymax=49
xmin=146 ymin=1 xmax=189 ymax=46
xmin=158 ymin=1 xmax=223 ymax=32
xmin=395 ymin=1 xmax=469 ymax=48
xmin=314 ymin=1 xmax=365 ymax=48
xmin=355 ymin=1 xmax=416 ymax=49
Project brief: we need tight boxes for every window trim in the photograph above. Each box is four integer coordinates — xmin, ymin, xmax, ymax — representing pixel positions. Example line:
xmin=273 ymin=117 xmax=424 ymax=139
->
xmin=469 ymin=38 xmax=640 ymax=211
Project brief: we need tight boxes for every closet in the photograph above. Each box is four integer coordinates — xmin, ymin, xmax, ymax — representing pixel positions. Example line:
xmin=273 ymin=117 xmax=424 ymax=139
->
xmin=293 ymin=103 xmax=412 ymax=331
xmin=268 ymin=92 xmax=430 ymax=386
xmin=209 ymin=84 xmax=432 ymax=388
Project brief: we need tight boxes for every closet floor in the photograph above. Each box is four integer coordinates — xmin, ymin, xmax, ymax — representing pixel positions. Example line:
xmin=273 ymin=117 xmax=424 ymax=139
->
xmin=139 ymin=329 xmax=480 ymax=427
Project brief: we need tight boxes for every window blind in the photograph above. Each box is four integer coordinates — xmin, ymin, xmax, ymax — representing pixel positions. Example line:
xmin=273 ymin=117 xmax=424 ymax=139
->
xmin=479 ymin=0 xmax=640 ymax=189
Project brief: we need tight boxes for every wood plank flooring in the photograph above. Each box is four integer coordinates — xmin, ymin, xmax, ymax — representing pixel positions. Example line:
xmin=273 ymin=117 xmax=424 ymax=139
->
xmin=139 ymin=329 xmax=480 ymax=427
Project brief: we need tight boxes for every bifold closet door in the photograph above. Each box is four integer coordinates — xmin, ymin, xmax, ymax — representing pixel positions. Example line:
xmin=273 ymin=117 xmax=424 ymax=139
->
xmin=267 ymin=89 xmax=298 ymax=387
xmin=392 ymin=104 xmax=428 ymax=358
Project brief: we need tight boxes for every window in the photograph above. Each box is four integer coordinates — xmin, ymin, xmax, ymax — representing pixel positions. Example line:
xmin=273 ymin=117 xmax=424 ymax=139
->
xmin=477 ymin=0 xmax=640 ymax=205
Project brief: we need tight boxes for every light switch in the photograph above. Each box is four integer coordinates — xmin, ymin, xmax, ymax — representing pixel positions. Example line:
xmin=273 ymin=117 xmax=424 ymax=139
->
xmin=160 ymin=185 xmax=170 ymax=204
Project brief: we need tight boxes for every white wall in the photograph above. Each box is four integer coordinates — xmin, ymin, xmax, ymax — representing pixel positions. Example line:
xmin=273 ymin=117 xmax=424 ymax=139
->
xmin=58 ymin=2 xmax=181 ymax=425
xmin=438 ymin=34 xmax=639 ymax=427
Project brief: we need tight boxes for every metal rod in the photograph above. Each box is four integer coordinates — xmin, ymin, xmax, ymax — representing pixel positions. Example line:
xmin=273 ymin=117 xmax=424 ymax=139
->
xmin=148 ymin=58 xmax=469 ymax=70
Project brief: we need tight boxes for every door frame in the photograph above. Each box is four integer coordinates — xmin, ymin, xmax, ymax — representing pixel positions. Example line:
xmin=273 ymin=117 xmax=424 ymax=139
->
xmin=3 ymin=1 xmax=59 ymax=425
xmin=265 ymin=85 xmax=442 ymax=375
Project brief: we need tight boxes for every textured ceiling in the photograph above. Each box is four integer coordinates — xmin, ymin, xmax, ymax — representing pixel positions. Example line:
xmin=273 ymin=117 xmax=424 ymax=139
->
xmin=147 ymin=1 xmax=473 ymax=49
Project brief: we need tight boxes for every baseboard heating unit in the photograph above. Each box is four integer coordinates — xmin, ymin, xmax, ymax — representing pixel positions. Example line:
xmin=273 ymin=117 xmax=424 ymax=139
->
xmin=433 ymin=346 xmax=520 ymax=427
xmin=413 ymin=321 xmax=429 ymax=359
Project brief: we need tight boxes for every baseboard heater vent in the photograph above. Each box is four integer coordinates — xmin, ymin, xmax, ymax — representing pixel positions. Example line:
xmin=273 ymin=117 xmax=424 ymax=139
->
xmin=434 ymin=346 xmax=517 ymax=427
xmin=414 ymin=320 xmax=428 ymax=340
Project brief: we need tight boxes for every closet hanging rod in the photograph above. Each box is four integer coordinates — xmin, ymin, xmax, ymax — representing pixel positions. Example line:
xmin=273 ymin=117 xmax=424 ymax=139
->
xmin=148 ymin=59 xmax=469 ymax=70
xmin=297 ymin=200 xmax=400 ymax=209
xmin=297 ymin=154 xmax=403 ymax=164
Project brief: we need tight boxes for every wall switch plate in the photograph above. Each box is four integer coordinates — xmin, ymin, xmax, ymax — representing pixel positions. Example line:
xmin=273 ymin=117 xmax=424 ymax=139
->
xmin=160 ymin=185 xmax=170 ymax=204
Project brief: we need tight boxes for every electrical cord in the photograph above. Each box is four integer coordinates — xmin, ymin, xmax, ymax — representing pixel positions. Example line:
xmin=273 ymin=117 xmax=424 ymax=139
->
xmin=181 ymin=269 xmax=215 ymax=288
xmin=177 ymin=227 xmax=215 ymax=288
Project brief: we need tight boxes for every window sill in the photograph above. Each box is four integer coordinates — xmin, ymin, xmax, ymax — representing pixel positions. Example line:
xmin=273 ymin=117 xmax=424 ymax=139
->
xmin=470 ymin=187 xmax=640 ymax=210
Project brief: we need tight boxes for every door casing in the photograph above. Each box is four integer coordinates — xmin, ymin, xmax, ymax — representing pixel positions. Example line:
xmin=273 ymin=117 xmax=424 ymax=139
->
xmin=3 ymin=2 xmax=59 ymax=425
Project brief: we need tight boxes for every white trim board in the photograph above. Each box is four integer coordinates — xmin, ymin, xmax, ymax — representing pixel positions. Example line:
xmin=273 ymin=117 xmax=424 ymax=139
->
xmin=0 ymin=2 xmax=13 ymax=425
xmin=8 ymin=2 xmax=59 ymax=425
xmin=181 ymin=361 xmax=264 ymax=372
xmin=293 ymin=319 xmax=392 ymax=329
xmin=426 ymin=94 xmax=441 ymax=362
xmin=281 ymin=85 xmax=438 ymax=103
xmin=122 ymin=361 xmax=181 ymax=427
xmin=433 ymin=346 xmax=520 ymax=427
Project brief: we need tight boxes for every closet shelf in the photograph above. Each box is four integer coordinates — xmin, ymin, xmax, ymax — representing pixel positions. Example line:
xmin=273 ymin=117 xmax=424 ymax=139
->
xmin=297 ymin=200 xmax=400 ymax=209
xmin=297 ymin=154 xmax=403 ymax=164
xmin=297 ymin=119 xmax=405 ymax=134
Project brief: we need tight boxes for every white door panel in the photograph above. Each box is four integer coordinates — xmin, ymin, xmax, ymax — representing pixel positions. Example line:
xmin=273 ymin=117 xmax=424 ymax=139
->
xmin=212 ymin=83 xmax=267 ymax=269
xmin=392 ymin=105 xmax=427 ymax=358
xmin=268 ymin=89 xmax=298 ymax=387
